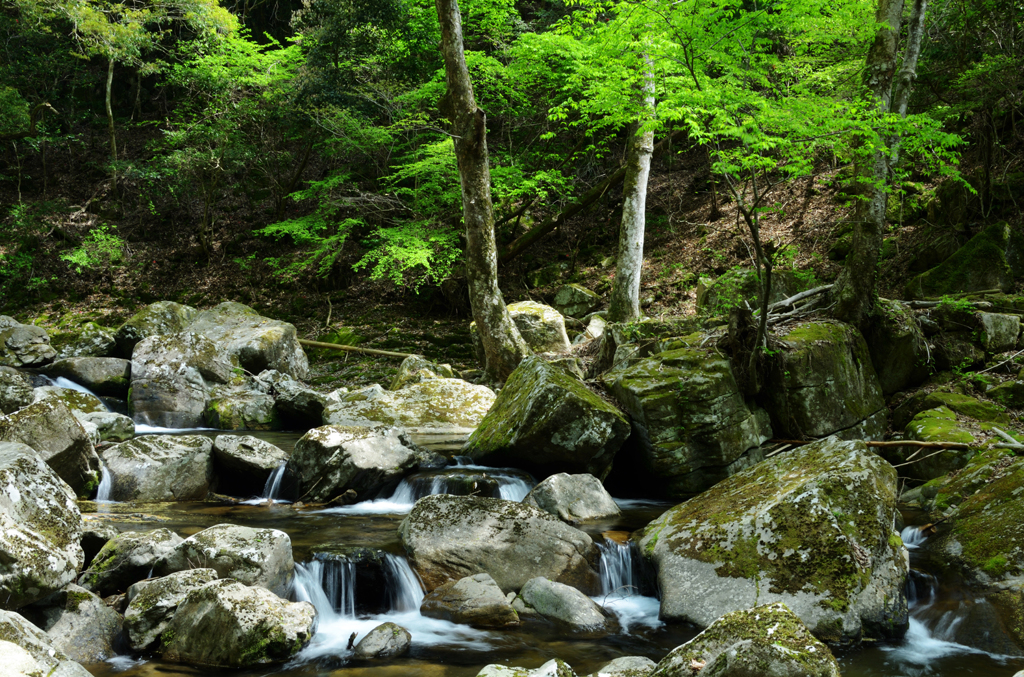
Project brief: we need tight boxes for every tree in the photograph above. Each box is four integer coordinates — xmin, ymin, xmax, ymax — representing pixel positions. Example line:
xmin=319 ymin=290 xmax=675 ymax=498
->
xmin=435 ymin=0 xmax=530 ymax=380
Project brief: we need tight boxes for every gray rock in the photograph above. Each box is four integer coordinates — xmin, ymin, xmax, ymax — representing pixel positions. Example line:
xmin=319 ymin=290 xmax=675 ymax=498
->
xmin=588 ymin=656 xmax=656 ymax=677
xmin=0 ymin=640 xmax=47 ymax=677
xmin=73 ymin=411 xmax=134 ymax=443
xmin=288 ymin=425 xmax=419 ymax=503
xmin=204 ymin=384 xmax=280 ymax=430
xmin=602 ymin=343 xmax=772 ymax=498
xmin=638 ymin=437 xmax=909 ymax=643
xmin=0 ymin=367 xmax=33 ymax=414
xmin=352 ymin=622 xmax=412 ymax=659
xmin=81 ymin=524 xmax=118 ymax=569
xmin=124 ymin=568 xmax=219 ymax=650
xmin=55 ymin=322 xmax=117 ymax=359
xmin=519 ymin=576 xmax=617 ymax=636
xmin=129 ymin=332 xmax=232 ymax=428
xmin=864 ymin=299 xmax=931 ymax=395
xmin=161 ymin=579 xmax=315 ymax=667
xmin=0 ymin=324 xmax=56 ymax=367
xmin=79 ymin=528 xmax=184 ymax=596
xmin=553 ymin=284 xmax=601 ymax=318
xmin=35 ymin=584 xmax=122 ymax=663
xmin=100 ymin=435 xmax=213 ymax=502
xmin=523 ymin=473 xmax=621 ymax=524
xmin=471 ymin=302 xmax=572 ymax=360
xmin=44 ymin=357 xmax=131 ymax=397
xmin=650 ymin=603 xmax=840 ymax=677
xmin=575 ymin=314 xmax=607 ymax=345
xmin=0 ymin=443 xmax=83 ymax=609
xmin=213 ymin=434 xmax=289 ymax=496
xmin=478 ymin=659 xmax=578 ymax=677
xmin=980 ymin=312 xmax=1021 ymax=353
xmin=159 ymin=524 xmax=294 ymax=597
xmin=0 ymin=399 xmax=100 ymax=496
xmin=31 ymin=385 xmax=106 ymax=414
xmin=465 ymin=356 xmax=630 ymax=480
xmin=258 ymin=369 xmax=326 ymax=425
xmin=389 ymin=355 xmax=456 ymax=390
xmin=323 ymin=380 xmax=496 ymax=430
xmin=114 ymin=301 xmax=198 ymax=357
xmin=187 ymin=302 xmax=309 ymax=379
xmin=420 ymin=573 xmax=520 ymax=627
xmin=399 ymin=494 xmax=601 ymax=594
xmin=0 ymin=609 xmax=69 ymax=672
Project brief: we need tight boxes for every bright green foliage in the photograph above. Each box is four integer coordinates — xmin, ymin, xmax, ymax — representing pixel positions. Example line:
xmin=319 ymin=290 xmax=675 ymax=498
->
xmin=60 ymin=224 xmax=126 ymax=274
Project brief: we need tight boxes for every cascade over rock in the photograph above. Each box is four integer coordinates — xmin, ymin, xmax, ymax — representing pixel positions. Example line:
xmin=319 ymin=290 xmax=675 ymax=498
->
xmin=212 ymin=434 xmax=289 ymax=496
xmin=44 ymin=357 xmax=131 ymax=397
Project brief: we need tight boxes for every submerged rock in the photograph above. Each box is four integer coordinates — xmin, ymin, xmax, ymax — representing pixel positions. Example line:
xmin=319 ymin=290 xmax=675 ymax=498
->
xmin=399 ymin=494 xmax=601 ymax=594
xmin=79 ymin=528 xmax=184 ymax=597
xmin=187 ymin=301 xmax=309 ymax=379
xmin=288 ymin=425 xmax=419 ymax=503
xmin=124 ymin=568 xmax=219 ymax=651
xmin=519 ymin=576 xmax=617 ymax=636
xmin=522 ymin=473 xmax=621 ymax=524
xmin=114 ymin=301 xmax=198 ymax=357
xmin=0 ymin=443 xmax=84 ymax=609
xmin=352 ymin=621 xmax=412 ymax=659
xmin=420 ymin=572 xmax=519 ymax=627
xmin=161 ymin=579 xmax=315 ymax=668
xmin=323 ymin=379 xmax=496 ymax=430
xmin=650 ymin=603 xmax=841 ymax=677
xmin=465 ymin=356 xmax=630 ymax=480
xmin=100 ymin=435 xmax=213 ymax=502
xmin=637 ymin=436 xmax=908 ymax=643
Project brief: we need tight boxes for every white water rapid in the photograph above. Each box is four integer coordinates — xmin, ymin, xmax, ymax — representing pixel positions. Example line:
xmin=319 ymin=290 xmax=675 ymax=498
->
xmin=594 ymin=540 xmax=662 ymax=633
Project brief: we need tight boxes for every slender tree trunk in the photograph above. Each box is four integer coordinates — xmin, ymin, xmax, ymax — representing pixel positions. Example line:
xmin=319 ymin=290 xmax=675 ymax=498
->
xmin=106 ymin=57 xmax=117 ymax=197
xmin=435 ymin=0 xmax=530 ymax=380
xmin=608 ymin=55 xmax=656 ymax=323
xmin=832 ymin=0 xmax=906 ymax=325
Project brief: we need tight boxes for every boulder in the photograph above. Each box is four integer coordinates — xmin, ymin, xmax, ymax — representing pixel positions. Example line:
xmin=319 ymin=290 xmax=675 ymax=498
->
xmin=591 ymin=317 xmax=705 ymax=376
xmin=0 ymin=640 xmax=46 ymax=677
xmin=602 ymin=345 xmax=772 ymax=498
xmin=465 ymin=356 xmax=630 ymax=480
xmin=399 ymin=494 xmax=601 ymax=594
xmin=933 ymin=332 xmax=986 ymax=372
xmin=0 ymin=443 xmax=84 ymax=609
xmin=114 ymin=301 xmax=198 ymax=357
xmin=73 ymin=411 xmax=134 ymax=443
xmin=519 ymin=576 xmax=617 ymax=636
xmin=44 ymin=357 xmax=131 ymax=398
xmin=258 ymin=369 xmax=326 ymax=425
xmin=553 ymin=284 xmax=601 ymax=318
xmin=696 ymin=268 xmax=813 ymax=314
xmin=990 ymin=379 xmax=1024 ymax=408
xmin=129 ymin=332 xmax=232 ymax=428
xmin=638 ymin=437 xmax=908 ymax=643
xmin=0 ymin=367 xmax=33 ymax=414
xmin=204 ymin=385 xmax=280 ymax=430
xmin=906 ymin=222 xmax=1024 ymax=298
xmin=472 ymin=302 xmax=572 ymax=358
xmin=874 ymin=406 xmax=976 ymax=481
xmin=288 ymin=425 xmax=419 ymax=503
xmin=124 ymin=568 xmax=219 ymax=650
xmin=54 ymin=321 xmax=117 ymax=359
xmin=352 ymin=622 xmax=412 ymax=659
xmin=33 ymin=584 xmax=122 ymax=664
xmin=80 ymin=524 xmax=117 ymax=569
xmin=323 ymin=379 xmax=496 ymax=430
xmin=575 ymin=314 xmax=607 ymax=345
xmin=187 ymin=302 xmax=309 ymax=379
xmin=0 ymin=399 xmax=100 ymax=496
xmin=79 ymin=528 xmax=184 ymax=596
xmin=389 ymin=355 xmax=456 ymax=390
xmin=649 ymin=603 xmax=840 ymax=677
xmin=212 ymin=435 xmax=289 ymax=496
xmin=763 ymin=321 xmax=887 ymax=440
xmin=587 ymin=656 xmax=656 ymax=677
xmin=30 ymin=385 xmax=105 ymax=414
xmin=0 ymin=324 xmax=56 ymax=367
xmin=100 ymin=435 xmax=213 ymax=502
xmin=160 ymin=579 xmax=315 ymax=667
xmin=892 ymin=389 xmax=1009 ymax=430
xmin=159 ymin=524 xmax=294 ymax=597
xmin=478 ymin=659 xmax=578 ymax=677
xmin=420 ymin=573 xmax=519 ymax=627
xmin=0 ymin=609 xmax=69 ymax=672
xmin=979 ymin=312 xmax=1021 ymax=353
xmin=522 ymin=473 xmax=621 ymax=524
xmin=863 ymin=299 xmax=931 ymax=395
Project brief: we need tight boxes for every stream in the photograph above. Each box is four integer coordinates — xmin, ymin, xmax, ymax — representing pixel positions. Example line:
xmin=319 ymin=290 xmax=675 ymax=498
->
xmin=77 ymin=420 xmax=1024 ymax=676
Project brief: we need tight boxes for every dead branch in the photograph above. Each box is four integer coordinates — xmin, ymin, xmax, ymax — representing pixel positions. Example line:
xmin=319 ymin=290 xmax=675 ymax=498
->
xmin=298 ymin=339 xmax=414 ymax=359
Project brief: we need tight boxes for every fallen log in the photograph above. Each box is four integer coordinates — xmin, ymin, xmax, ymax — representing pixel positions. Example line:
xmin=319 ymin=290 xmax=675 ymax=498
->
xmin=298 ymin=339 xmax=414 ymax=359
xmin=767 ymin=439 xmax=972 ymax=450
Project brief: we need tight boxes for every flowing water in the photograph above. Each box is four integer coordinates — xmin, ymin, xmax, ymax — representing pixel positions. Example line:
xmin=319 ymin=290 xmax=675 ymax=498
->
xmin=78 ymin=430 xmax=1024 ymax=677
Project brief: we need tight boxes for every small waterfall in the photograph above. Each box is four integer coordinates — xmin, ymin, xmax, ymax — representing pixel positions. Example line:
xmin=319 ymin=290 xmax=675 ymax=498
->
xmin=496 ymin=475 xmax=533 ymax=501
xmin=95 ymin=464 xmax=113 ymax=502
xmin=383 ymin=553 xmax=425 ymax=612
xmin=263 ymin=463 xmax=288 ymax=502
xmin=294 ymin=560 xmax=354 ymax=619
xmin=598 ymin=541 xmax=636 ymax=596
xmin=901 ymin=525 xmax=929 ymax=550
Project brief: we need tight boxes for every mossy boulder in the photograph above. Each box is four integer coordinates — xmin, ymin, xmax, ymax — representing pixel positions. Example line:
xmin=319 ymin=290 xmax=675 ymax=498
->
xmin=478 ymin=659 xmax=577 ymax=677
xmin=52 ymin=321 xmax=117 ymax=360
xmin=0 ymin=609 xmax=71 ymax=673
xmin=420 ymin=572 xmax=520 ymax=628
xmin=399 ymin=494 xmax=601 ymax=594
xmin=203 ymin=386 xmax=280 ymax=431
xmin=257 ymin=369 xmax=326 ymax=427
xmin=31 ymin=584 xmax=122 ymax=664
xmin=553 ymin=284 xmax=601 ymax=318
xmin=30 ymin=385 xmax=105 ymax=414
xmin=44 ymin=357 xmax=131 ymax=398
xmin=212 ymin=435 xmax=288 ymax=497
xmin=99 ymin=435 xmax=213 ymax=502
xmin=465 ymin=356 xmax=629 ymax=479
xmin=159 ymin=524 xmax=294 ymax=597
xmin=905 ymin=222 xmax=1024 ymax=299
xmin=324 ymin=379 xmax=495 ymax=430
xmin=585 ymin=657 xmax=655 ymax=677
xmin=389 ymin=355 xmax=456 ymax=391
xmin=0 ymin=368 xmax=33 ymax=414
xmin=764 ymin=321 xmax=887 ymax=440
xmin=874 ymin=407 xmax=977 ymax=481
xmin=124 ymin=568 xmax=219 ymax=651
xmin=78 ymin=528 xmax=184 ymax=597
xmin=989 ymin=380 xmax=1024 ymax=408
xmin=979 ymin=312 xmax=1021 ymax=353
xmin=186 ymin=302 xmax=309 ymax=379
xmin=649 ymin=603 xmax=840 ymax=677
xmin=637 ymin=437 xmax=908 ymax=644
xmin=114 ymin=301 xmax=198 ymax=357
xmin=0 ymin=442 xmax=85 ymax=609
xmin=160 ymin=579 xmax=315 ymax=668
xmin=590 ymin=317 xmax=706 ymax=375
xmin=863 ymin=299 xmax=930 ymax=395
xmin=0 ymin=323 xmax=56 ymax=368
xmin=471 ymin=302 xmax=571 ymax=359
xmin=602 ymin=346 xmax=771 ymax=498
xmin=287 ymin=425 xmax=419 ymax=503
xmin=0 ymin=399 xmax=100 ymax=496
xmin=74 ymin=411 xmax=134 ymax=443
xmin=892 ymin=389 xmax=1009 ymax=430
xmin=696 ymin=268 xmax=814 ymax=314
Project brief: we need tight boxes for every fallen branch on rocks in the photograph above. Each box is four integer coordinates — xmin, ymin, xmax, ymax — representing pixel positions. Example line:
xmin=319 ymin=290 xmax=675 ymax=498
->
xmin=766 ymin=284 xmax=834 ymax=313
xmin=299 ymin=339 xmax=414 ymax=359
xmin=990 ymin=427 xmax=1024 ymax=451
xmin=767 ymin=439 xmax=972 ymax=451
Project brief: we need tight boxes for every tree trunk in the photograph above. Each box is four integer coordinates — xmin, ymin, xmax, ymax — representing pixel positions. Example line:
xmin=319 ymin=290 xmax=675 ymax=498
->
xmin=608 ymin=55 xmax=656 ymax=323
xmin=106 ymin=57 xmax=117 ymax=197
xmin=435 ymin=0 xmax=530 ymax=380
xmin=832 ymin=0 xmax=906 ymax=325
